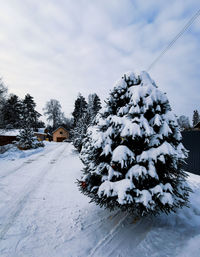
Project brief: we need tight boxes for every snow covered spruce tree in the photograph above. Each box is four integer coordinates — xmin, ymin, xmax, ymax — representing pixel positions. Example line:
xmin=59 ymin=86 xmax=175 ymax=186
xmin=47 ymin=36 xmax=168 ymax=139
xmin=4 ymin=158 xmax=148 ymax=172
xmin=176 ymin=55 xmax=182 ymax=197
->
xmin=78 ymin=71 xmax=191 ymax=217
xmin=18 ymin=127 xmax=35 ymax=150
xmin=17 ymin=124 xmax=44 ymax=150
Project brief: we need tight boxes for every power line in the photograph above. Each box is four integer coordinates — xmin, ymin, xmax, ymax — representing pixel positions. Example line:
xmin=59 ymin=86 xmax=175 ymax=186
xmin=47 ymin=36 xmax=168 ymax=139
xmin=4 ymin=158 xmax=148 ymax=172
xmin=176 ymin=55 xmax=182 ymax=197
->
xmin=147 ymin=8 xmax=200 ymax=71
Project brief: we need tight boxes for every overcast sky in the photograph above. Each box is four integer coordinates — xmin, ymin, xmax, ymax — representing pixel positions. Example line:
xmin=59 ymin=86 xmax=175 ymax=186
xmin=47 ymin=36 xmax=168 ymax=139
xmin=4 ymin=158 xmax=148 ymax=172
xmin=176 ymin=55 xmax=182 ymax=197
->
xmin=0 ymin=0 xmax=199 ymax=123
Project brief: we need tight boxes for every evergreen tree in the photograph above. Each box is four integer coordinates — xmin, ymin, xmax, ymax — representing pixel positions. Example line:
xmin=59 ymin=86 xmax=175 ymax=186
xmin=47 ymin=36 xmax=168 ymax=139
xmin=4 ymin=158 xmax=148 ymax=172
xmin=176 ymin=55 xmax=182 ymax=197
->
xmin=21 ymin=94 xmax=41 ymax=130
xmin=72 ymin=112 xmax=90 ymax=152
xmin=35 ymin=120 xmax=46 ymax=129
xmin=192 ymin=110 xmax=199 ymax=126
xmin=78 ymin=71 xmax=191 ymax=217
xmin=72 ymin=93 xmax=101 ymax=152
xmin=71 ymin=94 xmax=88 ymax=151
xmin=60 ymin=117 xmax=73 ymax=131
xmin=2 ymin=94 xmax=22 ymax=128
xmin=17 ymin=126 xmax=44 ymax=150
xmin=72 ymin=94 xmax=87 ymax=127
xmin=88 ymin=93 xmax=101 ymax=124
xmin=17 ymin=93 xmax=44 ymax=149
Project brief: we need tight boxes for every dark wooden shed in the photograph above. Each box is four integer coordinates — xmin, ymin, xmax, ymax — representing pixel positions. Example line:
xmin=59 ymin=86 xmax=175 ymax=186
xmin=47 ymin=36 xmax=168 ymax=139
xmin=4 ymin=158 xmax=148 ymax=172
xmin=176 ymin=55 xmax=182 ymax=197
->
xmin=182 ymin=131 xmax=200 ymax=175
xmin=0 ymin=135 xmax=17 ymax=146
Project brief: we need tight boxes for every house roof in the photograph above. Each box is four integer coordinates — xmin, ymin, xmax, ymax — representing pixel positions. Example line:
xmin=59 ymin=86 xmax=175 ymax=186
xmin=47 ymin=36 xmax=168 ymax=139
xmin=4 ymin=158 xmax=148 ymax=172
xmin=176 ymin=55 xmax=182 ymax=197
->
xmin=34 ymin=132 xmax=47 ymax=136
xmin=52 ymin=126 xmax=68 ymax=134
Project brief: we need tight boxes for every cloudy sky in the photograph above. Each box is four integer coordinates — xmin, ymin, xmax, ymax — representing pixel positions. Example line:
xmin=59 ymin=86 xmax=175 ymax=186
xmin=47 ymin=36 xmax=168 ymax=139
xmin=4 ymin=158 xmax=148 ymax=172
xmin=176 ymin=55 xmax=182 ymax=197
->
xmin=0 ymin=0 xmax=199 ymax=123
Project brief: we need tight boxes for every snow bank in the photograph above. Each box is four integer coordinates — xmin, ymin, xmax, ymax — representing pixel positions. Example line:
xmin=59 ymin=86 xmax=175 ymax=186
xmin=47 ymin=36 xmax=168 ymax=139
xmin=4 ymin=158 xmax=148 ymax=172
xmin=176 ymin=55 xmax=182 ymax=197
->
xmin=0 ymin=145 xmax=44 ymax=160
xmin=0 ymin=141 xmax=53 ymax=160
xmin=0 ymin=129 xmax=20 ymax=136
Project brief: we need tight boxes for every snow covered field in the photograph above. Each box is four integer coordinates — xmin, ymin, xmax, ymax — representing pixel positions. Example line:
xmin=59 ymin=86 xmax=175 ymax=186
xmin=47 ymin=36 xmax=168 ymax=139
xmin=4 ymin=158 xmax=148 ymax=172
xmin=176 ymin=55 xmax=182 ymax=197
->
xmin=0 ymin=142 xmax=200 ymax=257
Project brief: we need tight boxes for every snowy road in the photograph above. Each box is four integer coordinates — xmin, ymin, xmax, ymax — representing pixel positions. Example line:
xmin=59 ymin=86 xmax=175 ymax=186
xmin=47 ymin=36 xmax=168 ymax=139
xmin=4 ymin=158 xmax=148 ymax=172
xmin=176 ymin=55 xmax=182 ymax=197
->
xmin=0 ymin=143 xmax=200 ymax=257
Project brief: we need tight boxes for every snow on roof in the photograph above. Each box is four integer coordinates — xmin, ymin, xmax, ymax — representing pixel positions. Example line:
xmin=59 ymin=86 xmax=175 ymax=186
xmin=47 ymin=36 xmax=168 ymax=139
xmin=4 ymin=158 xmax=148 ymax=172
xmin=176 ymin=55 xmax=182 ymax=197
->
xmin=0 ymin=129 xmax=20 ymax=136
xmin=37 ymin=128 xmax=46 ymax=133
xmin=34 ymin=128 xmax=47 ymax=135
xmin=0 ymin=128 xmax=46 ymax=136
xmin=52 ymin=126 xmax=68 ymax=134
xmin=34 ymin=132 xmax=47 ymax=135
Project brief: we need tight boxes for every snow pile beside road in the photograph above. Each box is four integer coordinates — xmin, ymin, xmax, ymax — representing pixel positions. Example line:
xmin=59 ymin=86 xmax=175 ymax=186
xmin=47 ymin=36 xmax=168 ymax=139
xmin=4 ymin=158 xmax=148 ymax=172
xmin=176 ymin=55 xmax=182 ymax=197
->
xmin=147 ymin=173 xmax=200 ymax=256
xmin=0 ymin=141 xmax=55 ymax=160
xmin=0 ymin=145 xmax=43 ymax=160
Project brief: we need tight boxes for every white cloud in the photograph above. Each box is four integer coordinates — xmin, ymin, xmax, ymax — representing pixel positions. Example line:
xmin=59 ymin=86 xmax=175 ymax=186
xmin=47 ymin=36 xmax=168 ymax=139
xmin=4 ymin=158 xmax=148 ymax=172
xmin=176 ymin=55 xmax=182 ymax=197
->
xmin=0 ymin=0 xmax=199 ymax=123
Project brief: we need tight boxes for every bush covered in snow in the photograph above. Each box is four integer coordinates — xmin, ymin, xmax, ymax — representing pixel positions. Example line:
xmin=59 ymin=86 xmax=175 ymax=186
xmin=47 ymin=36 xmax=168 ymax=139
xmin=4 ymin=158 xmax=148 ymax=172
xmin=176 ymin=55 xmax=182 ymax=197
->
xmin=78 ymin=71 xmax=191 ymax=217
xmin=17 ymin=127 xmax=44 ymax=150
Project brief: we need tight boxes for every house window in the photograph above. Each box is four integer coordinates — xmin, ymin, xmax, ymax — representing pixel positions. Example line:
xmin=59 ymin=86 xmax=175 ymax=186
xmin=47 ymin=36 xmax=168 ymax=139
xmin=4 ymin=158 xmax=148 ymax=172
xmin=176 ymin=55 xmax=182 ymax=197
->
xmin=60 ymin=131 xmax=63 ymax=135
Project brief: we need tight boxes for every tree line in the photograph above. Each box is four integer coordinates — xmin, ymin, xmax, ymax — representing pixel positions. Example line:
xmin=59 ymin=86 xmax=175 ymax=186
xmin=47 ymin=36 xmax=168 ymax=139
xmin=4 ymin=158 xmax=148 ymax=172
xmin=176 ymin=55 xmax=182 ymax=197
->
xmin=177 ymin=110 xmax=200 ymax=131
xmin=71 ymin=93 xmax=101 ymax=151
xmin=0 ymin=79 xmax=44 ymax=130
xmin=43 ymin=93 xmax=102 ymax=151
xmin=0 ymin=78 xmax=102 ymax=151
xmin=1 ymin=76 xmax=199 ymax=149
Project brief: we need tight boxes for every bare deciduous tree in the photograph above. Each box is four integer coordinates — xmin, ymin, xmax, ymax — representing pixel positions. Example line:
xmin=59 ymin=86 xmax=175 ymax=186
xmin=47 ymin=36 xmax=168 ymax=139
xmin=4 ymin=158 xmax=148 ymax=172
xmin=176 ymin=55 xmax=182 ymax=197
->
xmin=43 ymin=99 xmax=64 ymax=129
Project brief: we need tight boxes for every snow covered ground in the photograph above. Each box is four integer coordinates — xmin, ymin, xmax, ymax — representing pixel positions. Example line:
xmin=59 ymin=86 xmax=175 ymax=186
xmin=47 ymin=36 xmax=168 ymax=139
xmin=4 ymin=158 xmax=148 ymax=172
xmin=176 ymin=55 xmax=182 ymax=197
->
xmin=0 ymin=142 xmax=200 ymax=257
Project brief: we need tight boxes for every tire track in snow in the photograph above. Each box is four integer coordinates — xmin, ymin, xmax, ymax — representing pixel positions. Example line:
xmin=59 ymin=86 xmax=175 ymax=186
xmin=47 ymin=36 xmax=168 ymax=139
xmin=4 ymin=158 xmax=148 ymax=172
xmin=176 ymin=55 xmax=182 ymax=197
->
xmin=88 ymin=214 xmax=153 ymax=257
xmin=83 ymin=211 xmax=120 ymax=231
xmin=88 ymin=212 xmax=129 ymax=257
xmin=0 ymin=144 xmax=68 ymax=241
xmin=0 ymin=144 xmax=62 ymax=180
xmin=108 ymin=218 xmax=153 ymax=257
